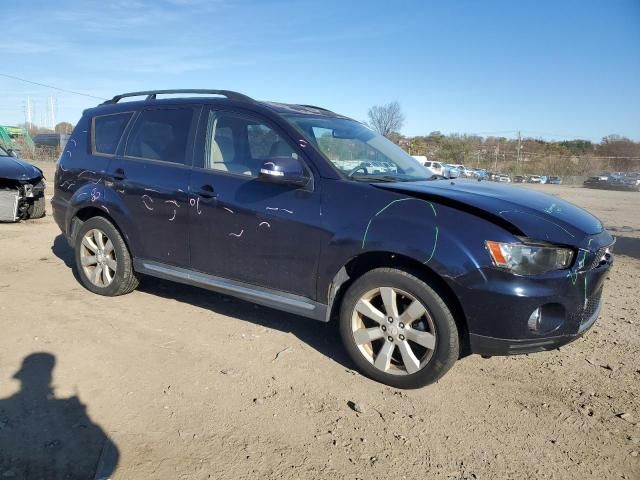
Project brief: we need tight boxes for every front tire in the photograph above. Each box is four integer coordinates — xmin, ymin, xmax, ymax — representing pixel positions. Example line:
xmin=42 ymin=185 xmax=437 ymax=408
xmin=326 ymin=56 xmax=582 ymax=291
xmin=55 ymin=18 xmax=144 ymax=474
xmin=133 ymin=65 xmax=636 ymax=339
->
xmin=74 ymin=216 xmax=139 ymax=296
xmin=339 ymin=268 xmax=459 ymax=389
xmin=27 ymin=196 xmax=46 ymax=219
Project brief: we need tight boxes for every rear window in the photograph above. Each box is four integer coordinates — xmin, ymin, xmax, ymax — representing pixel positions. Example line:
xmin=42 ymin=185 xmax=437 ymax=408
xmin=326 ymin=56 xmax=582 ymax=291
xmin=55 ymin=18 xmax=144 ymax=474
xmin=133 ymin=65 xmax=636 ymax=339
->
xmin=93 ymin=112 xmax=133 ymax=155
xmin=125 ymin=108 xmax=195 ymax=165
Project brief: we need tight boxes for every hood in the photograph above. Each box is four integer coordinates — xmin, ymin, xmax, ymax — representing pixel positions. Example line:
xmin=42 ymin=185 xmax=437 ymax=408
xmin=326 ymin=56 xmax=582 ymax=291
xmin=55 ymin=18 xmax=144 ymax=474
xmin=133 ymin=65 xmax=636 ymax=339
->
xmin=0 ymin=155 xmax=42 ymax=182
xmin=374 ymin=179 xmax=603 ymax=246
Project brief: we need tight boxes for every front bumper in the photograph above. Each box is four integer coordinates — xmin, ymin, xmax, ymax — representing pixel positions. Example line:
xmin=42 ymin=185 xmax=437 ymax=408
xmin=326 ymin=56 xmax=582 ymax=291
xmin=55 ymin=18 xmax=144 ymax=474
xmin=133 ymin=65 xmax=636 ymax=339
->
xmin=468 ymin=290 xmax=601 ymax=355
xmin=455 ymin=233 xmax=613 ymax=357
xmin=0 ymin=179 xmax=45 ymax=221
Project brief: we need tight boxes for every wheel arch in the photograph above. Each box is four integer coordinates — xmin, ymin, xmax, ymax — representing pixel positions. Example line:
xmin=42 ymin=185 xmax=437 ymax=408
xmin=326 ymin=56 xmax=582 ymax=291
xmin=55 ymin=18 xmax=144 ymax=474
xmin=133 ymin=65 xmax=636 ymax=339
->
xmin=326 ymin=251 xmax=470 ymax=357
xmin=69 ymin=206 xmax=134 ymax=259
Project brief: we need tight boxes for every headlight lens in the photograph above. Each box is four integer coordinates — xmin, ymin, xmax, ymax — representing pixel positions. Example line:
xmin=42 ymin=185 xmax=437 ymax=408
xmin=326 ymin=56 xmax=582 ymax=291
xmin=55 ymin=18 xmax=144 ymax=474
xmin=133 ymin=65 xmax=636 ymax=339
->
xmin=485 ymin=240 xmax=574 ymax=275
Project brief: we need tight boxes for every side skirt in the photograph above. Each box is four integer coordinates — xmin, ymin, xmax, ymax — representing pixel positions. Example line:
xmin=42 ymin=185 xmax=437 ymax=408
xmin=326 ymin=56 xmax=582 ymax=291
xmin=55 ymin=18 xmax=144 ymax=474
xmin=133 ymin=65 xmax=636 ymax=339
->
xmin=133 ymin=259 xmax=328 ymax=322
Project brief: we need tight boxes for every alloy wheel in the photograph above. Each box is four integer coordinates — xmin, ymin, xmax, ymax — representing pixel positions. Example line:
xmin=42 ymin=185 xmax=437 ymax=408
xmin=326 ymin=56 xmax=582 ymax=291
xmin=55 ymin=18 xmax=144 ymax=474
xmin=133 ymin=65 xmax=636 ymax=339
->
xmin=351 ymin=287 xmax=437 ymax=375
xmin=80 ymin=228 xmax=117 ymax=287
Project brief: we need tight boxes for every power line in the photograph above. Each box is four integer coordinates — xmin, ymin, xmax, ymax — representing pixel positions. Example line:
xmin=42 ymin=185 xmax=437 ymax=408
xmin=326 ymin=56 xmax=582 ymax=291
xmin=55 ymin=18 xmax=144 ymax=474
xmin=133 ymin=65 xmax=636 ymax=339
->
xmin=0 ymin=73 xmax=106 ymax=101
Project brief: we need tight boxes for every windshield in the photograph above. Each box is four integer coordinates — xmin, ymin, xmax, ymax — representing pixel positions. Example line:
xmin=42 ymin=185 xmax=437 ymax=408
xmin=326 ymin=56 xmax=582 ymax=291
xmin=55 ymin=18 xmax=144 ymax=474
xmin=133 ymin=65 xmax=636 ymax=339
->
xmin=0 ymin=146 xmax=9 ymax=157
xmin=285 ymin=115 xmax=434 ymax=181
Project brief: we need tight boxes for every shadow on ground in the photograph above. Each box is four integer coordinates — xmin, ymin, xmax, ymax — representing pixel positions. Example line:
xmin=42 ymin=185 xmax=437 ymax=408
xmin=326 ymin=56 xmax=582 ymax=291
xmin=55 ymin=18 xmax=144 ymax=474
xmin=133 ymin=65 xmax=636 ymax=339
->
xmin=0 ymin=353 xmax=118 ymax=480
xmin=612 ymin=235 xmax=640 ymax=260
xmin=51 ymin=234 xmax=353 ymax=370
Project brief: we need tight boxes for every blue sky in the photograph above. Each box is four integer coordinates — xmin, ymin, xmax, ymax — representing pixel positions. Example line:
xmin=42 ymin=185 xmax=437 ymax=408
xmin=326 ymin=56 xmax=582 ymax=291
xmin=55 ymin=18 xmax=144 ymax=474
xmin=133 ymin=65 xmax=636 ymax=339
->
xmin=1 ymin=0 xmax=638 ymax=141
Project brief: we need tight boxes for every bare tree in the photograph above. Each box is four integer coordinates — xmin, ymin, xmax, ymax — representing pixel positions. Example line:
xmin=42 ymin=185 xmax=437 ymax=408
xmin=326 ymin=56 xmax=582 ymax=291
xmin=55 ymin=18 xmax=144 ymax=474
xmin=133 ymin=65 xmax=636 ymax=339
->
xmin=367 ymin=101 xmax=405 ymax=138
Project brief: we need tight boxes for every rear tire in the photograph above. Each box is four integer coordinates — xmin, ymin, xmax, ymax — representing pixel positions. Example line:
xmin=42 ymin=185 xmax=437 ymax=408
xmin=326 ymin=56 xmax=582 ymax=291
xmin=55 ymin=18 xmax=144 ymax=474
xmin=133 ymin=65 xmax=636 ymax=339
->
xmin=74 ymin=216 xmax=139 ymax=296
xmin=27 ymin=196 xmax=46 ymax=219
xmin=339 ymin=268 xmax=459 ymax=389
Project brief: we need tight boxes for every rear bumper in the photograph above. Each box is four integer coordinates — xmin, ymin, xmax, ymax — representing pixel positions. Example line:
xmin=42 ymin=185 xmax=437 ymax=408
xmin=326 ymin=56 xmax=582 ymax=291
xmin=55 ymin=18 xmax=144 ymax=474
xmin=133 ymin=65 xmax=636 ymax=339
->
xmin=51 ymin=195 xmax=69 ymax=236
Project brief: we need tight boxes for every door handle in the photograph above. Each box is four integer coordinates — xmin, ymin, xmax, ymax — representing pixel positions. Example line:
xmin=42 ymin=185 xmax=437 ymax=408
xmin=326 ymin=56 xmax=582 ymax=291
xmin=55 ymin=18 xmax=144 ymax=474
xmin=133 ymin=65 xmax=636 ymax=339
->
xmin=196 ymin=184 xmax=216 ymax=198
xmin=112 ymin=168 xmax=127 ymax=181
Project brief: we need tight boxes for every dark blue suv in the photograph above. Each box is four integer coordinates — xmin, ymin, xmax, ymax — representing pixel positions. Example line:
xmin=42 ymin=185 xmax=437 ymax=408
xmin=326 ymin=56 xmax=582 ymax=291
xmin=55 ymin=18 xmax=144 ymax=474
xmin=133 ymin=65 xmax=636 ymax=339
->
xmin=52 ymin=90 xmax=614 ymax=388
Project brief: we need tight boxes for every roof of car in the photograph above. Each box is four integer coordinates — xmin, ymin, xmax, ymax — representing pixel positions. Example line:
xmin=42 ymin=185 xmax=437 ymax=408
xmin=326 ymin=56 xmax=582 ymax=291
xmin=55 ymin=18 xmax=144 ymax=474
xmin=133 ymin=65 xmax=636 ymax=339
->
xmin=88 ymin=90 xmax=348 ymax=120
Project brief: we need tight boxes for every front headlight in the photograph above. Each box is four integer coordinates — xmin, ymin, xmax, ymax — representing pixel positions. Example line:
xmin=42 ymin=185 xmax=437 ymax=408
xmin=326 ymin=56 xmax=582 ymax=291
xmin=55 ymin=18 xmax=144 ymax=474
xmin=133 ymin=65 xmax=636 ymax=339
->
xmin=485 ymin=240 xmax=574 ymax=275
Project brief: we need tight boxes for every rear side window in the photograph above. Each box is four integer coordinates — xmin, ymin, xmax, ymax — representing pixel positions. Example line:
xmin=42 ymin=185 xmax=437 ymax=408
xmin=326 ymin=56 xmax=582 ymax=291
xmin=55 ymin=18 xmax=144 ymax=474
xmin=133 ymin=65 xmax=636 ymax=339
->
xmin=93 ymin=112 xmax=132 ymax=155
xmin=125 ymin=108 xmax=195 ymax=165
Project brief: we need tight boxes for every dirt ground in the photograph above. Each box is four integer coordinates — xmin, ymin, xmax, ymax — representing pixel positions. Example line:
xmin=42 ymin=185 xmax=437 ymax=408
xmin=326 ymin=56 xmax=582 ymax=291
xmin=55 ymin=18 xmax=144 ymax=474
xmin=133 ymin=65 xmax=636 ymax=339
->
xmin=1 ymin=161 xmax=639 ymax=479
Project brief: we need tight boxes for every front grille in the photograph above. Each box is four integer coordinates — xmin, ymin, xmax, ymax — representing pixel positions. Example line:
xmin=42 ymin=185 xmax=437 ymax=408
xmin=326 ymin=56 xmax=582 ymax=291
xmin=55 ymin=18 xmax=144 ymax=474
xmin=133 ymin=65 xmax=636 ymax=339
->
xmin=0 ymin=189 xmax=19 ymax=222
xmin=569 ymin=287 xmax=603 ymax=332
xmin=581 ymin=287 xmax=602 ymax=325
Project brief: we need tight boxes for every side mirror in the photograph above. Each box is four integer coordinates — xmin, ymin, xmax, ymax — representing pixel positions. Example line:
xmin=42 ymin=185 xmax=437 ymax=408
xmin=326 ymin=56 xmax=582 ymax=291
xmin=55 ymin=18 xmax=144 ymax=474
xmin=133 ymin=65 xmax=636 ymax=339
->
xmin=7 ymin=149 xmax=19 ymax=158
xmin=258 ymin=157 xmax=308 ymax=187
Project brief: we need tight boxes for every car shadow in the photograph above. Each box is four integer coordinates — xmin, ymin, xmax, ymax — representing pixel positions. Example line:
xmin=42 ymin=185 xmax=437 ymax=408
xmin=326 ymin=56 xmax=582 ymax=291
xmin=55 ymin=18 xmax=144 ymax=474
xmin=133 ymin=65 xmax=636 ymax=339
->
xmin=51 ymin=234 xmax=353 ymax=371
xmin=612 ymin=235 xmax=640 ymax=260
xmin=0 ymin=352 xmax=118 ymax=479
xmin=51 ymin=235 xmax=83 ymax=283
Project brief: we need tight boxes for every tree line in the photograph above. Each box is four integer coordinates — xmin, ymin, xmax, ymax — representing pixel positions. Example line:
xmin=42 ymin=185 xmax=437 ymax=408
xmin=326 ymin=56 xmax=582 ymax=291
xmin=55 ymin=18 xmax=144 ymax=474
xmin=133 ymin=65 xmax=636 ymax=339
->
xmin=367 ymin=102 xmax=640 ymax=175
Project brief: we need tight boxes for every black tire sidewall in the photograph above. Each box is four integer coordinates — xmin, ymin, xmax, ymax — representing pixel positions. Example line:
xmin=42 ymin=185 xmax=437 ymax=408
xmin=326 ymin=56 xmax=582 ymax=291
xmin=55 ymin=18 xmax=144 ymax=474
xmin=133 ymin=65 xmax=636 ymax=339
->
xmin=339 ymin=268 xmax=459 ymax=389
xmin=27 ymin=196 xmax=46 ymax=219
xmin=74 ymin=216 xmax=132 ymax=296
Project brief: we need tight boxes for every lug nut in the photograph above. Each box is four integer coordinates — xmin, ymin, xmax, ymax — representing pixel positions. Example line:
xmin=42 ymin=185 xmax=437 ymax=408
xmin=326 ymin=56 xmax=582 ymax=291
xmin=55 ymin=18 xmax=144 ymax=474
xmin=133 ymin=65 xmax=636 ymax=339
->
xmin=381 ymin=325 xmax=387 ymax=332
xmin=399 ymin=322 xmax=404 ymax=329
xmin=399 ymin=334 xmax=405 ymax=341
xmin=388 ymin=318 xmax=394 ymax=323
xmin=387 ymin=336 xmax=393 ymax=342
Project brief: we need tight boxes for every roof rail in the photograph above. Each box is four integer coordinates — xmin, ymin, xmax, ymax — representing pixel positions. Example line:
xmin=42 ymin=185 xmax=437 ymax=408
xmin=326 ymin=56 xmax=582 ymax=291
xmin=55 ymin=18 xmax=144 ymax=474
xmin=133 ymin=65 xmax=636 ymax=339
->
xmin=298 ymin=104 xmax=335 ymax=114
xmin=102 ymin=89 xmax=254 ymax=105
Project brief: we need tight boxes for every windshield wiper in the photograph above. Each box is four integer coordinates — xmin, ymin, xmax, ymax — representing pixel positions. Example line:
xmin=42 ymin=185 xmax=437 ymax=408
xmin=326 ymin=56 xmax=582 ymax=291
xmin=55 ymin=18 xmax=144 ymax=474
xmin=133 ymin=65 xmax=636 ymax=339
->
xmin=350 ymin=175 xmax=402 ymax=183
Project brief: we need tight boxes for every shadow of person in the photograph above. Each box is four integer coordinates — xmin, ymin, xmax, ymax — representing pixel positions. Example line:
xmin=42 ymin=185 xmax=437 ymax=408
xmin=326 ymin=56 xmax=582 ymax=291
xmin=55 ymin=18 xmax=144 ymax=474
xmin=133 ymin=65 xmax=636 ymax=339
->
xmin=0 ymin=353 xmax=118 ymax=479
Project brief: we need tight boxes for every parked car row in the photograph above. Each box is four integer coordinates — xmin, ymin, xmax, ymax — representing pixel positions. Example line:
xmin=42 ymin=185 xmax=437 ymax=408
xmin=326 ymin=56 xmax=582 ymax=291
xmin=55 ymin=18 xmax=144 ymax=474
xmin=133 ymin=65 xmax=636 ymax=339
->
xmin=413 ymin=159 xmax=567 ymax=186
xmin=413 ymin=159 xmax=489 ymax=180
xmin=513 ymin=175 xmax=563 ymax=184
xmin=584 ymin=172 xmax=640 ymax=191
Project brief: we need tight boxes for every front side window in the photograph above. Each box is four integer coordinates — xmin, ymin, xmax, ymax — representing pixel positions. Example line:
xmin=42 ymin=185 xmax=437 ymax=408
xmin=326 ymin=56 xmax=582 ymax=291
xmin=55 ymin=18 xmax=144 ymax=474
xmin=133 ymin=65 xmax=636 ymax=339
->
xmin=204 ymin=110 xmax=298 ymax=177
xmin=125 ymin=108 xmax=195 ymax=165
xmin=287 ymin=115 xmax=434 ymax=182
xmin=93 ymin=112 xmax=132 ymax=155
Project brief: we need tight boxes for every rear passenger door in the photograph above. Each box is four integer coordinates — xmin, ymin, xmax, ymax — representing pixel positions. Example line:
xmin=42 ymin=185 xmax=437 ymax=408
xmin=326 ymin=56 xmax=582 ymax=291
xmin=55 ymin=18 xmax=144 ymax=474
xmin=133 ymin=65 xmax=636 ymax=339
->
xmin=105 ymin=106 xmax=199 ymax=266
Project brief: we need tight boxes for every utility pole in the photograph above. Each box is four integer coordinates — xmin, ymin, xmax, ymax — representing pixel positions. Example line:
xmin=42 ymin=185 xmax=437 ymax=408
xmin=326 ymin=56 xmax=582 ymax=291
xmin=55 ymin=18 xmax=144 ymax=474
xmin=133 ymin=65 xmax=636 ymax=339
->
xmin=517 ymin=130 xmax=522 ymax=172
xmin=494 ymin=143 xmax=499 ymax=171
xmin=24 ymin=96 xmax=33 ymax=130
xmin=48 ymin=96 xmax=57 ymax=130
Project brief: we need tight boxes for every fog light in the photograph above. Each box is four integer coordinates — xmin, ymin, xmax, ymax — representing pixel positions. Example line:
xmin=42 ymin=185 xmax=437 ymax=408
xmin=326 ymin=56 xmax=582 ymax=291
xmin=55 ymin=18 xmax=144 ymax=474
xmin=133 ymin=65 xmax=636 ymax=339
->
xmin=528 ymin=308 xmax=542 ymax=332
xmin=527 ymin=304 xmax=565 ymax=334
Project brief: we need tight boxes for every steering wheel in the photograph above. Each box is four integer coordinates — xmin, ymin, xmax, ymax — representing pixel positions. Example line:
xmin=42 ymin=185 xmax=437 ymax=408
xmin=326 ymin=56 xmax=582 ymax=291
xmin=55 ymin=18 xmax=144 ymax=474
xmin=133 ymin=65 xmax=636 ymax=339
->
xmin=347 ymin=165 xmax=368 ymax=177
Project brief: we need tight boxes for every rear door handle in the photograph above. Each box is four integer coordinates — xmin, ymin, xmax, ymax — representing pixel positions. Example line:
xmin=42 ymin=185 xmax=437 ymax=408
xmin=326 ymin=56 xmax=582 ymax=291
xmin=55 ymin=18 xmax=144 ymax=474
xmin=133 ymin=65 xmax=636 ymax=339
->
xmin=196 ymin=184 xmax=216 ymax=198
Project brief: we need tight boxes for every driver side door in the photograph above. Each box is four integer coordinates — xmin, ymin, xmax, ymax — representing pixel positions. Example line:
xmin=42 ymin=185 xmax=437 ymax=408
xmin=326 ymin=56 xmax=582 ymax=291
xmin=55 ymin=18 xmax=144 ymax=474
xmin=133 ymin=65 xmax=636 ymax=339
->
xmin=188 ymin=107 xmax=323 ymax=299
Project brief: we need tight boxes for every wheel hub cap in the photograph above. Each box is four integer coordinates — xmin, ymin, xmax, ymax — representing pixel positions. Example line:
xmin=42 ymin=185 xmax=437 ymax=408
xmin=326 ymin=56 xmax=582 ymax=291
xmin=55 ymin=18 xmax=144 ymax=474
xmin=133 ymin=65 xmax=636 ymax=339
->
xmin=80 ymin=228 xmax=117 ymax=288
xmin=351 ymin=286 xmax=437 ymax=376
